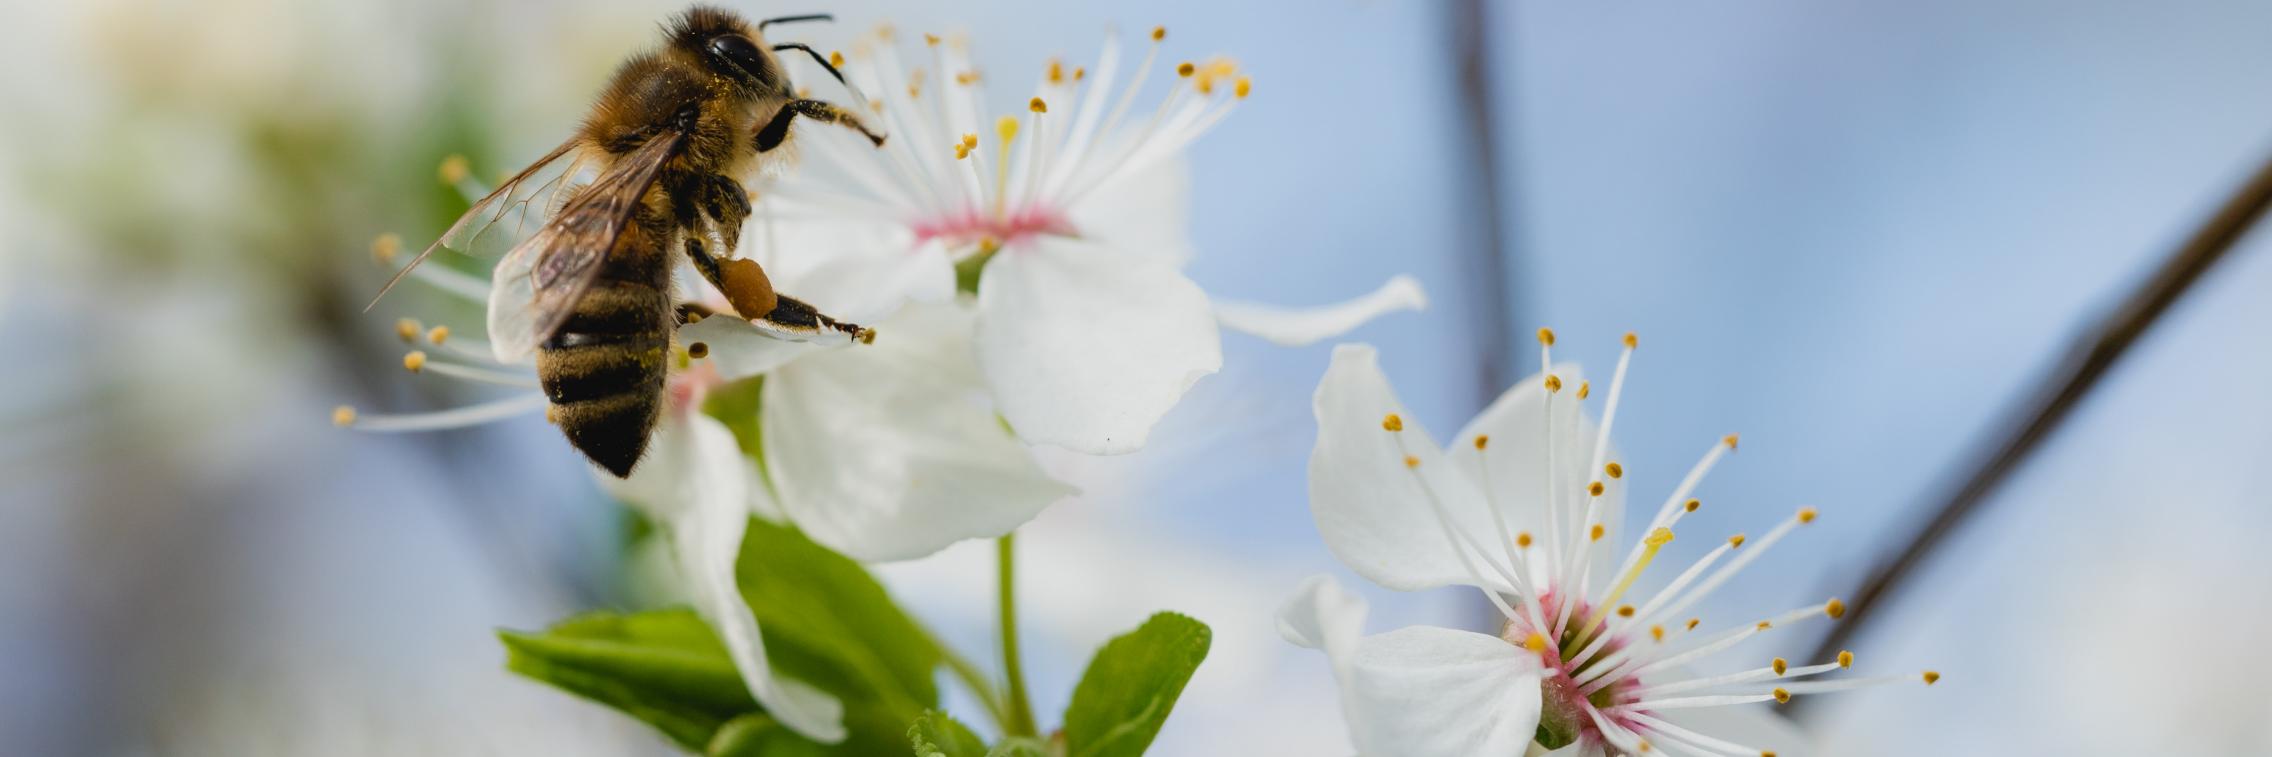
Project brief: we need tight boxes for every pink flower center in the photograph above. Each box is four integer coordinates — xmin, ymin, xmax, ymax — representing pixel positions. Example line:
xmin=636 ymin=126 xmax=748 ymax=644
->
xmin=910 ymin=206 xmax=1077 ymax=250
xmin=1502 ymin=592 xmax=1648 ymax=750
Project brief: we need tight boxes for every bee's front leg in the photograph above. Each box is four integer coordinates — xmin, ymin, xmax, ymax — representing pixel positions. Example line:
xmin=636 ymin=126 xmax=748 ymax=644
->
xmin=755 ymin=99 xmax=886 ymax=152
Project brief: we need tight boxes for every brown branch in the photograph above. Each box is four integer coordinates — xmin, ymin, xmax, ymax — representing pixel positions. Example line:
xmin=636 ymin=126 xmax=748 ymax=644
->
xmin=1798 ymin=148 xmax=2272 ymax=697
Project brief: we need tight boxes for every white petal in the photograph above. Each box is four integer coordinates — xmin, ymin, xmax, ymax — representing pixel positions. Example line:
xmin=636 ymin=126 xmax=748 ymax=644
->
xmin=1309 ymin=344 xmax=1508 ymax=592
xmin=1066 ymin=157 xmax=1192 ymax=267
xmin=603 ymin=415 xmax=848 ymax=743
xmin=755 ymin=219 xmax=956 ymax=323
xmin=1345 ymin=626 xmax=1543 ymax=757
xmin=1214 ymin=275 xmax=1429 ymax=347
xmin=976 ymin=236 xmax=1222 ymax=454
xmin=1277 ymin=575 xmax=1368 ymax=663
xmin=765 ymin=302 xmax=1076 ymax=562
xmin=680 ymin=315 xmax=826 ymax=381
xmin=1444 ymin=364 xmax=1615 ymax=583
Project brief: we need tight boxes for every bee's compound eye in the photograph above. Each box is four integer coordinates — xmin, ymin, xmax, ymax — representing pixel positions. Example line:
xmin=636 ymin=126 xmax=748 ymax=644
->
xmin=707 ymin=34 xmax=775 ymax=83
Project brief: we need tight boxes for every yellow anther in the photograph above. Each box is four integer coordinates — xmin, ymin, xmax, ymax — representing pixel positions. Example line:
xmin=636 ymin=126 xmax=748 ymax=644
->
xmin=1686 ymin=618 xmax=1701 ymax=630
xmin=395 ymin=318 xmax=421 ymax=342
xmin=955 ymin=70 xmax=982 ymax=86
xmin=370 ymin=233 xmax=402 ymax=265
xmin=1522 ymin=633 xmax=1548 ymax=652
xmin=1684 ymin=498 xmax=1701 ymax=513
xmin=1403 ymin=455 xmax=1420 ymax=469
xmin=1074 ymin=66 xmax=1087 ymax=81
xmin=1589 ymin=524 xmax=1605 ymax=541
xmin=1605 ymin=461 xmax=1624 ymax=479
xmin=1029 ymin=96 xmax=1048 ymax=113
xmin=829 ymin=51 xmax=845 ymax=67
xmin=1650 ymin=624 xmax=1665 ymax=642
xmin=1576 ymin=381 xmax=1591 ymax=400
xmin=1516 ymin=532 xmax=1533 ymax=548
xmin=1588 ymin=481 xmax=1605 ymax=496
xmin=1639 ymin=742 xmax=1653 ymax=753
xmin=1644 ymin=527 xmax=1674 ymax=548
xmin=1151 ymin=26 xmax=1167 ymax=42
xmin=1837 ymin=650 xmax=1854 ymax=669
xmin=923 ymin=33 xmax=941 ymax=46
xmin=875 ymin=23 xmax=896 ymax=41
xmin=1724 ymin=433 xmax=1740 ymax=450
xmin=1537 ymin=327 xmax=1556 ymax=346
xmin=856 ymin=328 xmax=877 ymax=345
xmin=1177 ymin=61 xmax=1196 ymax=77
xmin=426 ymin=325 xmax=449 ymax=345
xmin=1616 ymin=605 xmax=1634 ymax=617
xmin=1756 ymin=620 xmax=1773 ymax=630
xmin=954 ymin=143 xmax=971 ymax=160
xmin=1381 ymin=413 xmax=1404 ymax=432
xmin=1047 ymin=59 xmax=1064 ymax=84
xmin=1772 ymin=657 xmax=1788 ymax=675
xmin=1772 ymin=688 xmax=1791 ymax=704
xmin=437 ymin=154 xmax=469 ymax=185
xmin=962 ymin=133 xmax=980 ymax=148
xmin=1922 ymin=671 xmax=1941 ymax=685
xmin=1623 ymin=331 xmax=1638 ymax=349
xmin=402 ymin=351 xmax=428 ymax=373
xmin=995 ymin=115 xmax=1020 ymax=143
xmin=1729 ymin=533 xmax=1747 ymax=548
xmin=1825 ymin=598 xmax=1847 ymax=619
xmin=687 ymin=342 xmax=709 ymax=360
xmin=1234 ymin=76 xmax=1251 ymax=98
xmin=1544 ymin=375 xmax=1563 ymax=392
xmin=1473 ymin=434 xmax=1489 ymax=450
xmin=1798 ymin=507 xmax=1819 ymax=524
xmin=331 ymin=405 xmax=357 ymax=427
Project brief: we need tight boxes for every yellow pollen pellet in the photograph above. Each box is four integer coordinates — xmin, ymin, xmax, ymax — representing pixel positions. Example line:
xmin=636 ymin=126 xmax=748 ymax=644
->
xmin=1151 ymin=26 xmax=1167 ymax=42
xmin=1838 ymin=650 xmax=1854 ymax=668
xmin=1545 ymin=375 xmax=1563 ymax=392
xmin=1686 ymin=618 xmax=1700 ymax=630
xmin=1381 ymin=413 xmax=1404 ymax=432
xmin=1473 ymin=434 xmax=1489 ymax=450
xmin=1651 ymin=624 xmax=1665 ymax=642
xmin=1606 ymin=462 xmax=1624 ymax=479
xmin=687 ymin=342 xmax=709 ymax=359
xmin=1923 ymin=671 xmax=1941 ymax=685
xmin=1589 ymin=524 xmax=1605 ymax=541
xmin=1724 ymin=433 xmax=1740 ymax=450
xmin=1685 ymin=498 xmax=1701 ymax=512
xmin=395 ymin=318 xmax=421 ymax=342
xmin=1772 ymin=657 xmax=1788 ymax=675
xmin=1772 ymin=688 xmax=1791 ymax=704
xmin=1576 ymin=381 xmax=1591 ymax=399
xmin=1536 ymin=327 xmax=1556 ymax=346
xmin=1617 ymin=605 xmax=1634 ymax=618
xmin=829 ymin=51 xmax=844 ymax=67
xmin=1825 ymin=598 xmax=1847 ymax=619
xmin=684 ymin=311 xmax=704 ymax=324
xmin=1403 ymin=455 xmax=1420 ymax=469
xmin=1516 ymin=532 xmax=1533 ymax=548
xmin=1234 ymin=76 xmax=1251 ymax=98
xmin=1764 ymin=752 xmax=1777 ymax=757
xmin=1798 ymin=507 xmax=1819 ymax=524
xmin=1029 ymin=96 xmax=1048 ymax=113
xmin=331 ymin=405 xmax=357 ymax=427
xmin=1624 ymin=331 xmax=1639 ymax=349
xmin=437 ymin=154 xmax=469 ymax=185
xmin=403 ymin=351 xmax=428 ymax=373
xmin=1588 ymin=481 xmax=1605 ymax=496
xmin=1177 ymin=61 xmax=1196 ymax=77
xmin=426 ymin=326 xmax=449 ymax=345
xmin=370 ymin=233 xmax=402 ymax=264
xmin=1729 ymin=534 xmax=1747 ymax=548
xmin=1522 ymin=633 xmax=1547 ymax=652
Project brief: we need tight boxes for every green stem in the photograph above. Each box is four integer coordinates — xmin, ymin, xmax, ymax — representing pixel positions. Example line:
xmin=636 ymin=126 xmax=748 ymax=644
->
xmin=998 ymin=533 xmax=1039 ymax=737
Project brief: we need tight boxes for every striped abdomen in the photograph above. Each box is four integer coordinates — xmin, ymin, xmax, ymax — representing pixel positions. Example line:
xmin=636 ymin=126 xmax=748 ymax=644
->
xmin=538 ymin=205 xmax=675 ymax=477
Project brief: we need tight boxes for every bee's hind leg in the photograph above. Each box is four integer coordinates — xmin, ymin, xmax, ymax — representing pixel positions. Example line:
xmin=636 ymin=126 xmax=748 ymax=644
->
xmin=685 ymin=237 xmax=776 ymax=321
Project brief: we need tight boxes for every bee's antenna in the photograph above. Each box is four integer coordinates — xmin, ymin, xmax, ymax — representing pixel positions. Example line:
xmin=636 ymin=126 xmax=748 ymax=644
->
xmin=772 ymin=43 xmax=851 ymax=89
xmin=757 ymin=14 xmax=832 ymax=33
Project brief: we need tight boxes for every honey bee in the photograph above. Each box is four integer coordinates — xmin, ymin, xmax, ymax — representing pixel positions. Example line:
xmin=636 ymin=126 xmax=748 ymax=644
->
xmin=371 ymin=6 xmax=884 ymax=476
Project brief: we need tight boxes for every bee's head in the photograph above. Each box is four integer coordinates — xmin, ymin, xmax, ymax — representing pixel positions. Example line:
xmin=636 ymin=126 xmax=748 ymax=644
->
xmin=670 ymin=5 xmax=790 ymax=97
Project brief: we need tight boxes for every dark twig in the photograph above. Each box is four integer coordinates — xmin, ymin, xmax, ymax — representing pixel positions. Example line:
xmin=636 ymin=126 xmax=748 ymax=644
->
xmin=1449 ymin=0 xmax=1519 ymax=402
xmin=1799 ymin=148 xmax=2272 ymax=696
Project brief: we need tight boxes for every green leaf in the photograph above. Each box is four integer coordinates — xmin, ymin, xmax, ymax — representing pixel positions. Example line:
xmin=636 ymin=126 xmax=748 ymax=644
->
xmin=906 ymin=711 xmax=987 ymax=757
xmin=984 ymin=737 xmax=1049 ymax=757
xmin=1060 ymin=613 xmax=1212 ymax=757
xmin=710 ymin=714 xmax=831 ymax=757
xmin=500 ymin=609 xmax=753 ymax=750
xmin=737 ymin=517 xmax=945 ymax=754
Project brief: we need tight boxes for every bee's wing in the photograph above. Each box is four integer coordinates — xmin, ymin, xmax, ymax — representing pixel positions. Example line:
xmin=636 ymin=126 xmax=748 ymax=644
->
xmin=485 ymin=131 xmax=685 ymax=363
xmin=366 ymin=138 xmax=581 ymax=310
